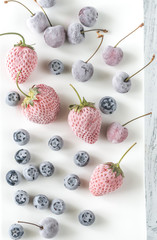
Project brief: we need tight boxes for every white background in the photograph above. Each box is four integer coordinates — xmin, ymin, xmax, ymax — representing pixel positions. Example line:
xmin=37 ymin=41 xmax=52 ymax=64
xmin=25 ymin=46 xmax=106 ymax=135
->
xmin=0 ymin=0 xmax=147 ymax=239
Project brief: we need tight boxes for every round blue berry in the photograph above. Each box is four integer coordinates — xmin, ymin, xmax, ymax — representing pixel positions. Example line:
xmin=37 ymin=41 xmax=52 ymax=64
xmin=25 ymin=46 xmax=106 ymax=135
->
xmin=14 ymin=149 xmax=31 ymax=164
xmin=64 ymin=174 xmax=80 ymax=190
xmin=48 ymin=136 xmax=63 ymax=151
xmin=99 ymin=96 xmax=117 ymax=114
xmin=14 ymin=190 xmax=29 ymax=206
xmin=50 ymin=199 xmax=65 ymax=215
xmin=74 ymin=151 xmax=90 ymax=167
xmin=49 ymin=59 xmax=64 ymax=75
xmin=78 ymin=210 xmax=95 ymax=226
xmin=6 ymin=170 xmax=22 ymax=186
xmin=9 ymin=224 xmax=24 ymax=239
xmin=23 ymin=165 xmax=39 ymax=181
xmin=33 ymin=194 xmax=49 ymax=209
xmin=6 ymin=91 xmax=20 ymax=106
xmin=13 ymin=129 xmax=30 ymax=146
xmin=39 ymin=161 xmax=55 ymax=177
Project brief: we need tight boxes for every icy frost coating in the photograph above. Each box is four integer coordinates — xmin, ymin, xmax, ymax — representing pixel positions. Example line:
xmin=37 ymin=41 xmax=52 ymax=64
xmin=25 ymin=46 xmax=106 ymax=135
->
xmin=37 ymin=0 xmax=56 ymax=8
xmin=112 ymin=72 xmax=131 ymax=93
xmin=106 ymin=122 xmax=128 ymax=143
xmin=67 ymin=23 xmax=85 ymax=44
xmin=44 ymin=25 xmax=66 ymax=48
xmin=27 ymin=12 xmax=49 ymax=33
xmin=102 ymin=45 xmax=123 ymax=66
xmin=39 ymin=217 xmax=59 ymax=238
xmin=79 ymin=6 xmax=98 ymax=27
xmin=72 ymin=60 xmax=94 ymax=82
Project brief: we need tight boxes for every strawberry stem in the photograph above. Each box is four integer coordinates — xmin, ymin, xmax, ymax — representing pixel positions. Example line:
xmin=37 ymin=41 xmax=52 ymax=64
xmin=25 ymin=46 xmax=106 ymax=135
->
xmin=33 ymin=0 xmax=52 ymax=26
xmin=4 ymin=0 xmax=34 ymax=16
xmin=16 ymin=70 xmax=30 ymax=97
xmin=0 ymin=32 xmax=26 ymax=45
xmin=70 ymin=84 xmax=82 ymax=104
xmin=18 ymin=221 xmax=43 ymax=230
xmin=117 ymin=142 xmax=137 ymax=167
xmin=114 ymin=23 xmax=144 ymax=48
xmin=122 ymin=112 xmax=152 ymax=127
xmin=124 ymin=55 xmax=155 ymax=82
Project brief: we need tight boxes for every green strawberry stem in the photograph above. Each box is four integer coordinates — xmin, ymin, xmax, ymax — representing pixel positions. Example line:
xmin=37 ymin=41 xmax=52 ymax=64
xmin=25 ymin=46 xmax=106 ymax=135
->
xmin=18 ymin=221 xmax=43 ymax=230
xmin=33 ymin=0 xmax=52 ymax=27
xmin=69 ymin=84 xmax=95 ymax=112
xmin=16 ymin=70 xmax=29 ymax=97
xmin=117 ymin=142 xmax=137 ymax=167
xmin=122 ymin=112 xmax=152 ymax=127
xmin=4 ymin=0 xmax=34 ymax=16
xmin=124 ymin=55 xmax=155 ymax=82
xmin=85 ymin=32 xmax=104 ymax=63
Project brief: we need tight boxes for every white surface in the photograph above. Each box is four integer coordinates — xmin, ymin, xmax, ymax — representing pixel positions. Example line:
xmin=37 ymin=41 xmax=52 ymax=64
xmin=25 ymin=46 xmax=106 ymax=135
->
xmin=0 ymin=0 xmax=146 ymax=239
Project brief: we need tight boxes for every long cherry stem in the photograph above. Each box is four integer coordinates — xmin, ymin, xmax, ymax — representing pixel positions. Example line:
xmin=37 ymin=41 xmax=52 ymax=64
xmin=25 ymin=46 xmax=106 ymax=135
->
xmin=117 ymin=142 xmax=137 ymax=167
xmin=4 ymin=0 xmax=34 ymax=16
xmin=81 ymin=29 xmax=108 ymax=34
xmin=33 ymin=0 xmax=52 ymax=26
xmin=122 ymin=112 xmax=152 ymax=127
xmin=70 ymin=84 xmax=82 ymax=104
xmin=85 ymin=32 xmax=104 ymax=63
xmin=124 ymin=55 xmax=155 ymax=82
xmin=114 ymin=23 xmax=144 ymax=48
xmin=0 ymin=32 xmax=25 ymax=45
xmin=16 ymin=70 xmax=30 ymax=97
xmin=18 ymin=221 xmax=43 ymax=230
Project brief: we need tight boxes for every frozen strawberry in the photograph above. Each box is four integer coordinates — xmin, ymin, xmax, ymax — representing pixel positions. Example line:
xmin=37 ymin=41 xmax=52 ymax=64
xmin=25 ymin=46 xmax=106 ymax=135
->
xmin=0 ymin=32 xmax=38 ymax=84
xmin=16 ymin=71 xmax=60 ymax=124
xmin=89 ymin=143 xmax=137 ymax=195
xmin=68 ymin=84 xmax=102 ymax=144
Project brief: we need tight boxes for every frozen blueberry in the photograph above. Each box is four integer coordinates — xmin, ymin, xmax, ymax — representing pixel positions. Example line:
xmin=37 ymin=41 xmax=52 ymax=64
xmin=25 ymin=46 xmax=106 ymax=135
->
xmin=44 ymin=25 xmax=66 ymax=48
xmin=27 ymin=11 xmax=49 ymax=33
xmin=72 ymin=60 xmax=94 ymax=82
xmin=64 ymin=174 xmax=80 ymax=190
xmin=33 ymin=194 xmax=49 ymax=209
xmin=74 ymin=151 xmax=90 ymax=167
xmin=6 ymin=170 xmax=22 ymax=186
xmin=78 ymin=210 xmax=95 ymax=226
xmin=37 ymin=0 xmax=56 ymax=8
xmin=67 ymin=23 xmax=85 ymax=44
xmin=9 ymin=224 xmax=24 ymax=240
xmin=23 ymin=165 xmax=39 ymax=181
xmin=99 ymin=96 xmax=117 ymax=114
xmin=39 ymin=161 xmax=55 ymax=177
xmin=13 ymin=129 xmax=30 ymax=146
xmin=48 ymin=135 xmax=63 ymax=151
xmin=50 ymin=199 xmax=65 ymax=215
xmin=14 ymin=149 xmax=31 ymax=164
xmin=6 ymin=91 xmax=20 ymax=106
xmin=14 ymin=190 xmax=29 ymax=206
xmin=48 ymin=59 xmax=64 ymax=75
xmin=79 ymin=7 xmax=98 ymax=27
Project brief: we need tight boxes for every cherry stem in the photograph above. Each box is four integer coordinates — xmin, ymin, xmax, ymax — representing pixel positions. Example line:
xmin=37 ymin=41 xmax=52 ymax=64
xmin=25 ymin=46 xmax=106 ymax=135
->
xmin=114 ymin=23 xmax=144 ymax=48
xmin=4 ymin=0 xmax=34 ymax=16
xmin=33 ymin=0 xmax=52 ymax=26
xmin=16 ymin=70 xmax=30 ymax=98
xmin=85 ymin=32 xmax=104 ymax=63
xmin=124 ymin=55 xmax=155 ymax=82
xmin=0 ymin=32 xmax=26 ymax=45
xmin=70 ymin=84 xmax=82 ymax=104
xmin=81 ymin=29 xmax=108 ymax=34
xmin=122 ymin=112 xmax=152 ymax=127
xmin=117 ymin=142 xmax=137 ymax=166
xmin=18 ymin=221 xmax=43 ymax=230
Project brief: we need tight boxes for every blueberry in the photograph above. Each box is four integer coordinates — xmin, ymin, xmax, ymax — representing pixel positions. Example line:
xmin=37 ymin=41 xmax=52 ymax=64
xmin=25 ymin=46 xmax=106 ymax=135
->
xmin=6 ymin=91 xmax=20 ymax=106
xmin=67 ymin=23 xmax=85 ymax=44
xmin=9 ymin=224 xmax=24 ymax=240
xmin=27 ymin=11 xmax=49 ymax=33
xmin=14 ymin=149 xmax=31 ymax=164
xmin=74 ymin=151 xmax=90 ymax=167
xmin=64 ymin=174 xmax=80 ymax=190
xmin=23 ymin=165 xmax=39 ymax=181
xmin=37 ymin=0 xmax=56 ymax=8
xmin=48 ymin=135 xmax=63 ymax=151
xmin=79 ymin=7 xmax=98 ymax=27
xmin=72 ymin=60 xmax=94 ymax=82
xmin=33 ymin=194 xmax=49 ymax=209
xmin=99 ymin=96 xmax=117 ymax=114
xmin=6 ymin=170 xmax=22 ymax=186
xmin=39 ymin=161 xmax=55 ymax=177
xmin=50 ymin=199 xmax=65 ymax=215
xmin=13 ymin=129 xmax=30 ymax=146
xmin=78 ymin=210 xmax=95 ymax=226
xmin=48 ymin=59 xmax=64 ymax=75
xmin=14 ymin=190 xmax=29 ymax=206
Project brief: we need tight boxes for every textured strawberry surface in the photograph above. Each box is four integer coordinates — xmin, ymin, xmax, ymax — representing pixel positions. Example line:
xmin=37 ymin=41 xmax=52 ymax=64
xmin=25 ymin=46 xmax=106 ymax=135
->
xmin=106 ymin=122 xmax=128 ymax=143
xmin=6 ymin=46 xmax=38 ymax=84
xmin=89 ymin=163 xmax=123 ymax=195
xmin=68 ymin=107 xmax=102 ymax=144
xmin=22 ymin=84 xmax=60 ymax=124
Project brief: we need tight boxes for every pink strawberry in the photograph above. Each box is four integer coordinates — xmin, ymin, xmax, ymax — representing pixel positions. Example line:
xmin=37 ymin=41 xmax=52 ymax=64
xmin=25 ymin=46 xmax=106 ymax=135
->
xmin=0 ymin=32 xmax=38 ymax=84
xmin=68 ymin=84 xmax=102 ymax=144
xmin=89 ymin=142 xmax=137 ymax=196
xmin=16 ymin=71 xmax=60 ymax=124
